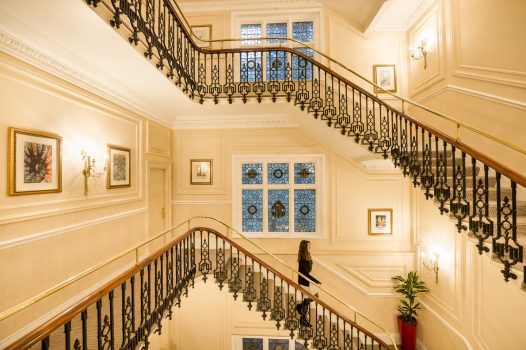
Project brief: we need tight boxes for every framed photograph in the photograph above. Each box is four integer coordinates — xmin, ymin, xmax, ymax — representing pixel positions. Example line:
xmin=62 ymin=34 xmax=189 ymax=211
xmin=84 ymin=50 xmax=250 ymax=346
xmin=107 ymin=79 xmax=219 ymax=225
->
xmin=368 ymin=208 xmax=393 ymax=235
xmin=190 ymin=159 xmax=213 ymax=185
xmin=373 ymin=64 xmax=397 ymax=93
xmin=8 ymin=127 xmax=62 ymax=195
xmin=191 ymin=25 xmax=212 ymax=48
xmin=107 ymin=145 xmax=131 ymax=189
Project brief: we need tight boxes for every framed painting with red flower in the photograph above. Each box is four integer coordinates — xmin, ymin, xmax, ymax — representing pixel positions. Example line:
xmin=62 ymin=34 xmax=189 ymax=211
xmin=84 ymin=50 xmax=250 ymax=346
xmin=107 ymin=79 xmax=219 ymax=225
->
xmin=8 ymin=127 xmax=62 ymax=195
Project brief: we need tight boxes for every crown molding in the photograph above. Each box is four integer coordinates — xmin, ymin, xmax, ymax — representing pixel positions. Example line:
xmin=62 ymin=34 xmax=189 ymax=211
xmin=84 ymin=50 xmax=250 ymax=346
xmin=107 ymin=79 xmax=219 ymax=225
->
xmin=172 ymin=113 xmax=297 ymax=129
xmin=0 ymin=27 xmax=170 ymax=127
xmin=179 ymin=0 xmax=320 ymax=12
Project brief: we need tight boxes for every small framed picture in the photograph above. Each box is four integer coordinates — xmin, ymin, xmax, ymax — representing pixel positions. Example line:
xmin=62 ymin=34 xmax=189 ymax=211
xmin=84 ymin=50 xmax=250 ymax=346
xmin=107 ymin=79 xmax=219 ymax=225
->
xmin=190 ymin=159 xmax=213 ymax=185
xmin=242 ymin=338 xmax=263 ymax=350
xmin=368 ymin=208 xmax=393 ymax=235
xmin=107 ymin=145 xmax=131 ymax=189
xmin=191 ymin=25 xmax=212 ymax=48
xmin=8 ymin=127 xmax=62 ymax=195
xmin=373 ymin=64 xmax=397 ymax=93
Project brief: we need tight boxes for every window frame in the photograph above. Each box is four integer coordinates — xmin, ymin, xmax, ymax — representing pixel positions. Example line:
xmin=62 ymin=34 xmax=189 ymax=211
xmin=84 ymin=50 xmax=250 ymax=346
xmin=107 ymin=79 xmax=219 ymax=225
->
xmin=232 ymin=154 xmax=326 ymax=239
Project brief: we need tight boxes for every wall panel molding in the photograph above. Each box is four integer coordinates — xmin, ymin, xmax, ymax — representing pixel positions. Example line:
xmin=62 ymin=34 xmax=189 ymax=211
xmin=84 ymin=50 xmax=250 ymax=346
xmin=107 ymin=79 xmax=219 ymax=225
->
xmin=173 ymin=114 xmax=297 ymax=130
xmin=172 ymin=200 xmax=232 ymax=205
xmin=0 ymin=207 xmax=147 ymax=250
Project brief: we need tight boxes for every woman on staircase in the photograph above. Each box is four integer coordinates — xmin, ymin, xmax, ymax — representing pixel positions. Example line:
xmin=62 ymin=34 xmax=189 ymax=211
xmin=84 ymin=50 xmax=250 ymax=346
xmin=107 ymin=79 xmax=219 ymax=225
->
xmin=296 ymin=240 xmax=321 ymax=326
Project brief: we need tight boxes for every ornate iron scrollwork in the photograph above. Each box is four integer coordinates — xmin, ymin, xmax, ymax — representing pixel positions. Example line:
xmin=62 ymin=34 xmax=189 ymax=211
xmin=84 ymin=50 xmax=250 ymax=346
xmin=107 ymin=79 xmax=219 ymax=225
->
xmin=434 ymin=153 xmax=450 ymax=215
xmin=228 ymin=257 xmax=242 ymax=300
xmin=285 ymin=295 xmax=299 ymax=338
xmin=242 ymin=266 xmax=257 ymax=310
xmin=199 ymin=237 xmax=212 ymax=281
xmin=270 ymin=285 xmax=285 ymax=329
xmin=214 ymin=247 xmax=227 ymax=290
xmin=256 ymin=277 xmax=271 ymax=320
xmin=313 ymin=315 xmax=327 ymax=349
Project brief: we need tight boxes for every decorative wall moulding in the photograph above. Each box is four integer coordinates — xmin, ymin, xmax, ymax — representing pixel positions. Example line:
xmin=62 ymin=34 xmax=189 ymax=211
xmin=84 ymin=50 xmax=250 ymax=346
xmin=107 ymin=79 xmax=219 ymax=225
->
xmin=172 ymin=114 xmax=297 ymax=129
xmin=179 ymin=0 xmax=320 ymax=12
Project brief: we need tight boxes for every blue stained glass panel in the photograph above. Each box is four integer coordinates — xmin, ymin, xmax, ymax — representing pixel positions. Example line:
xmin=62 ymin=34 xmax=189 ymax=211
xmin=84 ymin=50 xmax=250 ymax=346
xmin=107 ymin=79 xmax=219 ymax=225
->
xmin=266 ymin=23 xmax=287 ymax=44
xmin=242 ymin=190 xmax=263 ymax=232
xmin=242 ymin=163 xmax=263 ymax=184
xmin=295 ymin=189 xmax=316 ymax=232
xmin=294 ymin=162 xmax=316 ymax=184
xmin=269 ymin=339 xmax=289 ymax=350
xmin=266 ymin=51 xmax=288 ymax=81
xmin=268 ymin=163 xmax=289 ymax=184
xmin=242 ymin=338 xmax=263 ymax=350
xmin=241 ymin=24 xmax=262 ymax=45
xmin=292 ymin=47 xmax=314 ymax=80
xmin=240 ymin=52 xmax=263 ymax=82
xmin=292 ymin=21 xmax=313 ymax=42
xmin=268 ymin=190 xmax=289 ymax=232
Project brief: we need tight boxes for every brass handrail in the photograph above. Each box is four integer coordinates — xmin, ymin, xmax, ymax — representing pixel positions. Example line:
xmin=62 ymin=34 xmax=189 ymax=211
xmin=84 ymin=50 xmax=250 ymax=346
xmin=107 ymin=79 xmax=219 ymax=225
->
xmin=170 ymin=0 xmax=526 ymax=157
xmin=0 ymin=216 xmax=398 ymax=349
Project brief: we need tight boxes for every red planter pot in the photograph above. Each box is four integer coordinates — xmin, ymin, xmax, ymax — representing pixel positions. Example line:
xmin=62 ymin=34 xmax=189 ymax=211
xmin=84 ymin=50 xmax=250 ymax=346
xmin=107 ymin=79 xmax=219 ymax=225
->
xmin=397 ymin=316 xmax=417 ymax=350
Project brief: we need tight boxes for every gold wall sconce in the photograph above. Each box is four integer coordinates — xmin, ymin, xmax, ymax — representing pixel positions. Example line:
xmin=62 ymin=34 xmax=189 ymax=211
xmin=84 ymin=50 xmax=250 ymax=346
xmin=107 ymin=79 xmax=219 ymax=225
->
xmin=82 ymin=150 xmax=106 ymax=195
xmin=411 ymin=40 xmax=428 ymax=69
xmin=421 ymin=251 xmax=440 ymax=283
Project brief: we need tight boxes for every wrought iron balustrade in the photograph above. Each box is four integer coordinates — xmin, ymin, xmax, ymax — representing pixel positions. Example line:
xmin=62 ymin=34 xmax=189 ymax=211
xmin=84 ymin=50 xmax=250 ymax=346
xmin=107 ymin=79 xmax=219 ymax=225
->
xmin=2 ymin=221 xmax=394 ymax=350
xmin=85 ymin=0 xmax=526 ymax=289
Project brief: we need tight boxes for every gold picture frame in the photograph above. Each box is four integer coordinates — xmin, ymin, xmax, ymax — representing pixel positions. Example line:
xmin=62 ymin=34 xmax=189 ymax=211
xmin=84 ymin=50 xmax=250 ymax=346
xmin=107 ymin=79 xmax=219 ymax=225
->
xmin=107 ymin=145 xmax=131 ymax=189
xmin=368 ymin=208 xmax=393 ymax=235
xmin=190 ymin=159 xmax=213 ymax=185
xmin=191 ymin=25 xmax=212 ymax=48
xmin=8 ymin=127 xmax=62 ymax=195
xmin=373 ymin=64 xmax=397 ymax=93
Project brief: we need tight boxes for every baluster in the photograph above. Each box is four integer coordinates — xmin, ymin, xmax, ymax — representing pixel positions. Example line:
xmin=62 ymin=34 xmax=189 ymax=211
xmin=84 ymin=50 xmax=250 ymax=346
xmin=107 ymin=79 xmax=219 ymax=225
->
xmin=377 ymin=104 xmax=391 ymax=159
xmin=313 ymin=305 xmax=327 ymax=349
xmin=390 ymin=111 xmax=400 ymax=167
xmin=154 ymin=256 xmax=163 ymax=333
xmin=214 ymin=237 xmax=227 ymax=289
xmin=211 ymin=54 xmax=222 ymax=104
xmin=239 ymin=52 xmax=250 ymax=103
xmin=399 ymin=119 xmax=409 ymax=175
xmin=363 ymin=97 xmax=378 ymax=151
xmin=322 ymin=74 xmax=336 ymax=127
xmin=64 ymin=321 xmax=71 ymax=350
xmin=270 ymin=277 xmax=285 ymax=329
xmin=224 ymin=52 xmax=236 ymax=103
xmin=308 ymin=66 xmax=323 ymax=118
xmin=109 ymin=0 xmax=122 ymax=29
xmin=349 ymin=90 xmax=364 ymax=143
xmin=256 ymin=268 xmax=271 ymax=319
xmin=409 ymin=123 xmax=421 ymax=186
xmin=121 ymin=282 xmax=128 ymax=347
xmin=197 ymin=52 xmax=207 ymax=104
xmin=492 ymin=178 xmax=523 ymax=281
xmin=335 ymin=83 xmax=350 ymax=135
xmin=522 ymin=266 xmax=526 ymax=291
xmin=81 ymin=310 xmax=88 ymax=350
xmin=420 ymin=130 xmax=434 ymax=199
xmin=41 ymin=337 xmax=49 ymax=350
xmin=199 ymin=229 xmax=212 ymax=281
xmin=283 ymin=54 xmax=295 ymax=102
xmin=156 ymin=0 xmax=166 ymax=70
xmin=434 ymin=140 xmax=450 ymax=214
xmin=242 ymin=256 xmax=257 ymax=310
xmin=298 ymin=293 xmax=313 ymax=347
xmin=228 ymin=249 xmax=242 ymax=299
xmin=450 ymin=150 xmax=470 ymax=231
xmin=343 ymin=321 xmax=352 ymax=350
xmin=175 ymin=240 xmax=182 ymax=306
xmin=254 ymin=53 xmax=265 ymax=103
xmin=144 ymin=0 xmax=154 ymax=59
xmin=284 ymin=284 xmax=299 ymax=338
xmin=468 ymin=159 xmax=491 ymax=253
xmin=294 ymin=52 xmax=310 ymax=110
xmin=166 ymin=13 xmax=175 ymax=79
xmin=327 ymin=314 xmax=340 ymax=350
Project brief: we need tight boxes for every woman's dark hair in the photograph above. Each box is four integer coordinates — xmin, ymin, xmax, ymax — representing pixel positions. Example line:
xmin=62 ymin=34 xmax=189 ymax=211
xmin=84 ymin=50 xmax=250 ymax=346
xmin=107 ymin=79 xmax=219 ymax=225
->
xmin=298 ymin=240 xmax=311 ymax=262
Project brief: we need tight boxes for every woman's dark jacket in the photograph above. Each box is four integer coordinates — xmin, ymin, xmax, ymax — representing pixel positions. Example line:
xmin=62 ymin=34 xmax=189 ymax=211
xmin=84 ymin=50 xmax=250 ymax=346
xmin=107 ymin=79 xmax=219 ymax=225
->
xmin=298 ymin=259 xmax=321 ymax=287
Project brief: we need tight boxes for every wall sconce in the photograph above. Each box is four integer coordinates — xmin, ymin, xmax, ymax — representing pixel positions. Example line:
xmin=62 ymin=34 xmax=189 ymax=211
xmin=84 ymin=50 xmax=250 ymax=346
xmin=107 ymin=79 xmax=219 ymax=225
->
xmin=411 ymin=39 xmax=428 ymax=69
xmin=421 ymin=251 xmax=440 ymax=283
xmin=81 ymin=150 xmax=106 ymax=195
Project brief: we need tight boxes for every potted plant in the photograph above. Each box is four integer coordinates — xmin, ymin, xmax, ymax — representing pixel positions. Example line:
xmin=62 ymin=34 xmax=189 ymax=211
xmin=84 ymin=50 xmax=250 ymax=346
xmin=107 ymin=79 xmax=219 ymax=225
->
xmin=392 ymin=271 xmax=429 ymax=350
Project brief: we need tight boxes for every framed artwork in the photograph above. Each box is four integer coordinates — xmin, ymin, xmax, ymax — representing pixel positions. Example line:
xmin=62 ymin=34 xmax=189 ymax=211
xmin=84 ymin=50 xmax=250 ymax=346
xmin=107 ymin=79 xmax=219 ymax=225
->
xmin=242 ymin=338 xmax=263 ymax=350
xmin=190 ymin=159 xmax=213 ymax=185
xmin=269 ymin=339 xmax=289 ymax=350
xmin=191 ymin=25 xmax=212 ymax=48
xmin=373 ymin=64 xmax=397 ymax=93
xmin=368 ymin=208 xmax=393 ymax=235
xmin=8 ymin=127 xmax=62 ymax=195
xmin=107 ymin=145 xmax=131 ymax=189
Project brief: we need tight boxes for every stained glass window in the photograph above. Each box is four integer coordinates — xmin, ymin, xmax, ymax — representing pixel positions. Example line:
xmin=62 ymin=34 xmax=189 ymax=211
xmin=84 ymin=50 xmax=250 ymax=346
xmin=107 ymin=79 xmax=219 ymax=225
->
xmin=266 ymin=23 xmax=287 ymax=44
xmin=266 ymin=51 xmax=288 ymax=81
xmin=242 ymin=163 xmax=263 ymax=184
xmin=294 ymin=162 xmax=316 ymax=184
xmin=295 ymin=189 xmax=316 ymax=232
xmin=292 ymin=21 xmax=314 ymax=42
xmin=242 ymin=190 xmax=263 ymax=232
xmin=268 ymin=163 xmax=289 ymax=184
xmin=268 ymin=190 xmax=289 ymax=232
xmin=241 ymin=24 xmax=262 ymax=45
xmin=292 ymin=47 xmax=314 ymax=80
xmin=240 ymin=52 xmax=263 ymax=82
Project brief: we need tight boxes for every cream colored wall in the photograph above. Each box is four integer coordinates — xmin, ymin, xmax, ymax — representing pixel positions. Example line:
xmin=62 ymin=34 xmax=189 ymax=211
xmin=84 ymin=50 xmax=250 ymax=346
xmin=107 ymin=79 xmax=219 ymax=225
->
xmin=408 ymin=1 xmax=526 ymax=349
xmin=0 ymin=52 xmax=172 ymax=344
xmin=407 ymin=0 xmax=526 ymax=174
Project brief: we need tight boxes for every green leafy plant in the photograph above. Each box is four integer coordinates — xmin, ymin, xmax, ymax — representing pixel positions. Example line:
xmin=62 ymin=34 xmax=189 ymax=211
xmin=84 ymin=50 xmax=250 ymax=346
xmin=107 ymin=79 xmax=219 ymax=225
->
xmin=391 ymin=271 xmax=429 ymax=326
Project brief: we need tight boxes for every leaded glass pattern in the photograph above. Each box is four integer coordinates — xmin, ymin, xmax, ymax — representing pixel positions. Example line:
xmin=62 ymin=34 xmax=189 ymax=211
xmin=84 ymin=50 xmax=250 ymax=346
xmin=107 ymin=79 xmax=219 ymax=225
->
xmin=295 ymin=189 xmax=316 ymax=232
xmin=242 ymin=190 xmax=263 ymax=232
xmin=266 ymin=51 xmax=288 ymax=81
xmin=268 ymin=190 xmax=289 ymax=232
xmin=268 ymin=163 xmax=289 ymax=184
xmin=241 ymin=24 xmax=262 ymax=45
xmin=242 ymin=163 xmax=263 ymax=184
xmin=242 ymin=338 xmax=263 ymax=350
xmin=294 ymin=163 xmax=316 ymax=184
xmin=292 ymin=47 xmax=314 ymax=80
xmin=292 ymin=21 xmax=313 ymax=42
xmin=266 ymin=23 xmax=287 ymax=44
xmin=240 ymin=52 xmax=263 ymax=82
